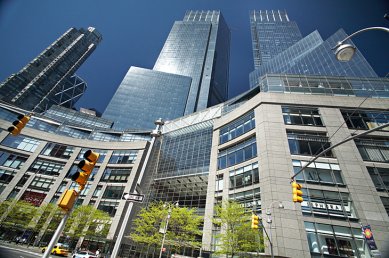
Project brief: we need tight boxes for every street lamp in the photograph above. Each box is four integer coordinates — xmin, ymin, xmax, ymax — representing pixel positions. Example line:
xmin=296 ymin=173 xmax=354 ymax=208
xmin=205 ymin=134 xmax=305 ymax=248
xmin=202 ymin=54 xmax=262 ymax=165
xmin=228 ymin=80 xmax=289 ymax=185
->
xmin=332 ymin=26 xmax=389 ymax=61
xmin=159 ymin=201 xmax=179 ymax=258
xmin=265 ymin=201 xmax=284 ymax=258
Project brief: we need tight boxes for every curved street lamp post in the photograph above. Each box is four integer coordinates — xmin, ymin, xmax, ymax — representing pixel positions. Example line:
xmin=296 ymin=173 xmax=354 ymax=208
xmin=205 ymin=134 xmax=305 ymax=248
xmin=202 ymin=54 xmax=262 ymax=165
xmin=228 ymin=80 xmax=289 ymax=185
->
xmin=332 ymin=26 xmax=389 ymax=62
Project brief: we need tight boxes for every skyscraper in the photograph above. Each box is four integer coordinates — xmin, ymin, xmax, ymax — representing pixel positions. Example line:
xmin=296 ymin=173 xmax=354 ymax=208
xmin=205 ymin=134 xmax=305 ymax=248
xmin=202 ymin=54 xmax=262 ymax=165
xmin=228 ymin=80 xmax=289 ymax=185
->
xmin=103 ymin=10 xmax=230 ymax=130
xmin=0 ymin=27 xmax=102 ymax=112
xmin=154 ymin=10 xmax=230 ymax=115
xmin=250 ymin=10 xmax=303 ymax=68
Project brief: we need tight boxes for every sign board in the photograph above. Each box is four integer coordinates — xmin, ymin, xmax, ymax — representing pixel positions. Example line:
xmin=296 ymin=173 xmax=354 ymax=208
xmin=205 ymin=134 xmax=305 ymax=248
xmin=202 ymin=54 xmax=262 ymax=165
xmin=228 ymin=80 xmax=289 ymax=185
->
xmin=122 ymin=193 xmax=145 ymax=203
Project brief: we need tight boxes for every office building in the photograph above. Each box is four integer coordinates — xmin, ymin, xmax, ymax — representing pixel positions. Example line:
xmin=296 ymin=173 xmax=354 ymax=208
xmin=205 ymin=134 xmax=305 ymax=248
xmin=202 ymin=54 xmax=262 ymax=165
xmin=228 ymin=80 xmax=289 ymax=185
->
xmin=103 ymin=10 xmax=230 ymax=129
xmin=0 ymin=27 xmax=102 ymax=112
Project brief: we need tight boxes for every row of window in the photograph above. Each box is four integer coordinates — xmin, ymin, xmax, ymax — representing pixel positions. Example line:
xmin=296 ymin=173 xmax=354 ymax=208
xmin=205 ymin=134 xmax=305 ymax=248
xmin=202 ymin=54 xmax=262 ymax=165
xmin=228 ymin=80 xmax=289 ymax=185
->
xmin=341 ymin=109 xmax=389 ymax=131
xmin=219 ymin=111 xmax=255 ymax=145
xmin=282 ymin=106 xmax=323 ymax=127
xmin=229 ymin=162 xmax=259 ymax=189
xmin=1 ymin=136 xmax=139 ymax=164
xmin=217 ymin=137 xmax=257 ymax=170
xmin=293 ymin=160 xmax=344 ymax=186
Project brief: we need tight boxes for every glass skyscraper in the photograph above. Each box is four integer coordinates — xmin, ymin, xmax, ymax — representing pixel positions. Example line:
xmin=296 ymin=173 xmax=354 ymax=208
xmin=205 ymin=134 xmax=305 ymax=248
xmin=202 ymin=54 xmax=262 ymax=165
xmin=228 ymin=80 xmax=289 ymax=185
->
xmin=250 ymin=10 xmax=303 ymax=68
xmin=0 ymin=27 xmax=102 ymax=112
xmin=103 ymin=10 xmax=230 ymax=130
xmin=103 ymin=67 xmax=192 ymax=130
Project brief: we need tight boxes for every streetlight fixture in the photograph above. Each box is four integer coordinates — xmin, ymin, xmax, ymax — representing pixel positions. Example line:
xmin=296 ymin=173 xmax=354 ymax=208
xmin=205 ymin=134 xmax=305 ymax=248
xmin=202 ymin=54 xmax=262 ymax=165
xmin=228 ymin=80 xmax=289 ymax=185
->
xmin=265 ymin=201 xmax=284 ymax=258
xmin=332 ymin=26 xmax=389 ymax=62
xmin=159 ymin=201 xmax=179 ymax=258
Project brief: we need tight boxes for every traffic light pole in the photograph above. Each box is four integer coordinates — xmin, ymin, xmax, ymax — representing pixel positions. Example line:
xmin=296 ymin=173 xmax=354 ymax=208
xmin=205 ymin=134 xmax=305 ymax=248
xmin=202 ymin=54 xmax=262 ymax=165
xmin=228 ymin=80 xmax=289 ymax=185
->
xmin=42 ymin=211 xmax=71 ymax=258
xmin=259 ymin=218 xmax=273 ymax=258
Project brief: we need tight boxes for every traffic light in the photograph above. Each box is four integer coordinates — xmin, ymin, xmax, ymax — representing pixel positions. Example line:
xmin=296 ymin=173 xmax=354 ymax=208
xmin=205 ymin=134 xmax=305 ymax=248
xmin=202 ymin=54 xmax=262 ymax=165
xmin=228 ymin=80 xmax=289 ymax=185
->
xmin=58 ymin=189 xmax=78 ymax=211
xmin=292 ymin=181 xmax=303 ymax=203
xmin=7 ymin=114 xmax=31 ymax=136
xmin=71 ymin=150 xmax=99 ymax=191
xmin=251 ymin=214 xmax=259 ymax=229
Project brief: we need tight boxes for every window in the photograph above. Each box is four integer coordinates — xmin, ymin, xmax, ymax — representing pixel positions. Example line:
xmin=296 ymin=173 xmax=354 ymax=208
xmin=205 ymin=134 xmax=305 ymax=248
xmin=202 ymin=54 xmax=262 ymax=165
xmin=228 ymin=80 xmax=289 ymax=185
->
xmin=0 ymin=151 xmax=28 ymax=169
xmin=355 ymin=138 xmax=389 ymax=162
xmin=380 ymin=197 xmax=389 ymax=216
xmin=1 ymin=135 xmax=40 ymax=152
xmin=29 ymin=159 xmax=65 ymax=176
xmin=229 ymin=162 xmax=259 ymax=189
xmin=282 ymin=106 xmax=323 ymax=126
xmin=109 ymin=150 xmax=138 ymax=164
xmin=56 ymin=182 xmax=67 ymax=194
xmin=102 ymin=185 xmax=124 ymax=199
xmin=302 ymin=189 xmax=357 ymax=220
xmin=29 ymin=176 xmax=55 ymax=190
xmin=101 ymin=168 xmax=131 ymax=182
xmin=229 ymin=188 xmax=261 ymax=213
xmin=0 ymin=169 xmax=16 ymax=184
xmin=287 ymin=131 xmax=333 ymax=157
xmin=305 ymin=222 xmax=368 ymax=257
xmin=367 ymin=167 xmax=389 ymax=191
xmin=17 ymin=175 xmax=29 ymax=187
xmin=218 ymin=137 xmax=257 ymax=170
xmin=219 ymin=111 xmax=255 ymax=145
xmin=341 ymin=109 xmax=389 ymax=131
xmin=98 ymin=201 xmax=119 ymax=217
xmin=93 ymin=185 xmax=103 ymax=197
xmin=41 ymin=143 xmax=74 ymax=159
xmin=293 ymin=160 xmax=344 ymax=186
xmin=216 ymin=174 xmax=223 ymax=192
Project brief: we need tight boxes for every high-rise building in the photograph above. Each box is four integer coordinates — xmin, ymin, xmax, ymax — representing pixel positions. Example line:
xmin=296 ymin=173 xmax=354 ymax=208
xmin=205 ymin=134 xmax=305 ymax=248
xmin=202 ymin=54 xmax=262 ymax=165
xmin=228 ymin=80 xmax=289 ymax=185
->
xmin=154 ymin=10 xmax=230 ymax=114
xmin=250 ymin=10 xmax=303 ymax=68
xmin=0 ymin=27 xmax=102 ymax=112
xmin=103 ymin=10 xmax=230 ymax=129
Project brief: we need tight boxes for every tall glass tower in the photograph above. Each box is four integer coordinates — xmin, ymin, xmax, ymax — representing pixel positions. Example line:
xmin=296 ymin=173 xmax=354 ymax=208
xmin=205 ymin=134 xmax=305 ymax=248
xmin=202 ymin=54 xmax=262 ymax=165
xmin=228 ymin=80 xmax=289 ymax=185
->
xmin=250 ymin=10 xmax=302 ymax=69
xmin=104 ymin=10 xmax=230 ymax=130
xmin=154 ymin=10 xmax=230 ymax=115
xmin=0 ymin=27 xmax=102 ymax=112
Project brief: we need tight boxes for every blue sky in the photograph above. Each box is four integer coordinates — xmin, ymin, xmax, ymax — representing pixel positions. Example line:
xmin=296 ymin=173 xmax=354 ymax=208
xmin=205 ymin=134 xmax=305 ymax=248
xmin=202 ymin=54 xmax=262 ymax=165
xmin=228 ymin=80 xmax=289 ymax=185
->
xmin=0 ymin=0 xmax=388 ymax=113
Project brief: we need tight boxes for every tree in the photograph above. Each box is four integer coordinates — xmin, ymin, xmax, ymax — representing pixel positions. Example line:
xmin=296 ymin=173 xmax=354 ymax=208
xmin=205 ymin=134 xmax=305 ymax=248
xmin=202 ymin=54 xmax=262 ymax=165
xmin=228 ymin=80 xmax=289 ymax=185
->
xmin=64 ymin=205 xmax=111 ymax=240
xmin=1 ymin=200 xmax=38 ymax=230
xmin=130 ymin=202 xmax=202 ymax=253
xmin=213 ymin=201 xmax=263 ymax=257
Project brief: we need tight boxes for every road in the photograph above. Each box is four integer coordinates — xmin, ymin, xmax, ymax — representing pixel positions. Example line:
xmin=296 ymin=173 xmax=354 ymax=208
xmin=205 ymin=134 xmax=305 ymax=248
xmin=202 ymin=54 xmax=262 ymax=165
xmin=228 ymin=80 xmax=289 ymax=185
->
xmin=0 ymin=245 xmax=41 ymax=258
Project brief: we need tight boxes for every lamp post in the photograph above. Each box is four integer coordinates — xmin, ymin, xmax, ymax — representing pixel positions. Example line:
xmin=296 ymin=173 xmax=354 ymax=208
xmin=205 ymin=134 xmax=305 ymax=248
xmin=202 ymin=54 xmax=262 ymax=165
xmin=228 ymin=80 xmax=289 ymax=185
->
xmin=159 ymin=201 xmax=179 ymax=258
xmin=332 ymin=26 xmax=389 ymax=61
xmin=265 ymin=201 xmax=284 ymax=258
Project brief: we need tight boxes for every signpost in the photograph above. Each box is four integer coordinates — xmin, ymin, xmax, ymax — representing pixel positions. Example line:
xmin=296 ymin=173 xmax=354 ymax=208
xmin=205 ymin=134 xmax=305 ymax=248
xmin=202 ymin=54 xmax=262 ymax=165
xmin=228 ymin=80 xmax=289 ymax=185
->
xmin=122 ymin=193 xmax=145 ymax=203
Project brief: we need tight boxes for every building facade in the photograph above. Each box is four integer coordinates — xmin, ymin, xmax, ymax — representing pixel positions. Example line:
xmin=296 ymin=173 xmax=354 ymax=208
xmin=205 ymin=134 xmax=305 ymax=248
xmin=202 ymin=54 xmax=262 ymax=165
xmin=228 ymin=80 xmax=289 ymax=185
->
xmin=103 ymin=10 xmax=230 ymax=130
xmin=0 ymin=27 xmax=102 ymax=112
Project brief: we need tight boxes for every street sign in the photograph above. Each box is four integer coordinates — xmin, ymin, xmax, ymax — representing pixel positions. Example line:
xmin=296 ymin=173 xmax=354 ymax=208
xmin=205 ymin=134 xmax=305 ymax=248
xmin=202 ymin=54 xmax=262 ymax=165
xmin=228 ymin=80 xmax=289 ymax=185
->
xmin=122 ymin=192 xmax=144 ymax=203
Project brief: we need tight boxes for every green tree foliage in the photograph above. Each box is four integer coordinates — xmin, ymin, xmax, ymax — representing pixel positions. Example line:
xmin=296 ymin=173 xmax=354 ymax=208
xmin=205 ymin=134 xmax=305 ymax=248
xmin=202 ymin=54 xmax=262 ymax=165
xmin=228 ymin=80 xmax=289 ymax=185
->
xmin=213 ymin=201 xmax=263 ymax=257
xmin=0 ymin=200 xmax=38 ymax=229
xmin=130 ymin=202 xmax=202 ymax=252
xmin=64 ymin=205 xmax=111 ymax=240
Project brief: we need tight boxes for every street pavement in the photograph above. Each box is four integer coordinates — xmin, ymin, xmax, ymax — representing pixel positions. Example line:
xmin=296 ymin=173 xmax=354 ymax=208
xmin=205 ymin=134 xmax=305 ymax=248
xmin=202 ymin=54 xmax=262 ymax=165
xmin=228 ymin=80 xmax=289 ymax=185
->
xmin=0 ymin=242 xmax=72 ymax=258
xmin=0 ymin=245 xmax=41 ymax=258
